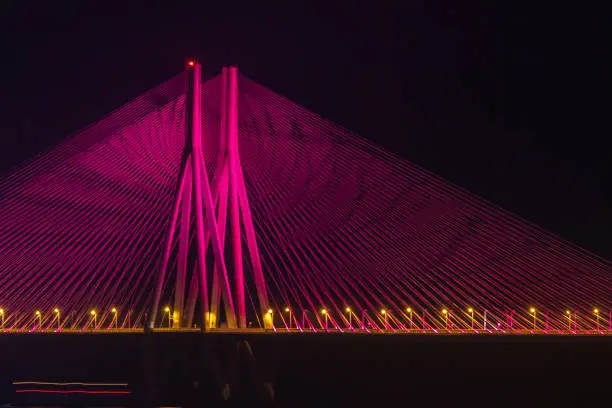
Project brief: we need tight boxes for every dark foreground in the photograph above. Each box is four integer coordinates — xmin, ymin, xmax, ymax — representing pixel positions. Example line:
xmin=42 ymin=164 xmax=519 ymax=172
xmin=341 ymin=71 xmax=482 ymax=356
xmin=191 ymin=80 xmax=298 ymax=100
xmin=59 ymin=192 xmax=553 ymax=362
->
xmin=0 ymin=333 xmax=610 ymax=407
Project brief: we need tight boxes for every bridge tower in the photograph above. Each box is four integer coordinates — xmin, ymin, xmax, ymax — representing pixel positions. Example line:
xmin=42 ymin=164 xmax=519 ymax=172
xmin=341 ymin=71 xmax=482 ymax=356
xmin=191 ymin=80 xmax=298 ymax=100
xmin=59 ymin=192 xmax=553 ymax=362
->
xmin=150 ymin=62 xmax=270 ymax=330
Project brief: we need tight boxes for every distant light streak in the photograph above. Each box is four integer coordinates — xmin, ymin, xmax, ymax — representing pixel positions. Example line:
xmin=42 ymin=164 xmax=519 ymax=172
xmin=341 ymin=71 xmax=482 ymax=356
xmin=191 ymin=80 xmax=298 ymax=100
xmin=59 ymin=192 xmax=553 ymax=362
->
xmin=13 ymin=381 xmax=128 ymax=386
xmin=15 ymin=389 xmax=131 ymax=395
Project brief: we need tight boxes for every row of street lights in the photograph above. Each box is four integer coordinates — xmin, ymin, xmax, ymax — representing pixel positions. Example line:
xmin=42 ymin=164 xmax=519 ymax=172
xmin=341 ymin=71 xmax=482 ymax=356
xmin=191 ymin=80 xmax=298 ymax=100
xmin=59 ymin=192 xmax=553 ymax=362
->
xmin=0 ymin=307 xmax=120 ymax=330
xmin=1 ymin=305 xmax=608 ymax=332
xmin=265 ymin=306 xmax=610 ymax=331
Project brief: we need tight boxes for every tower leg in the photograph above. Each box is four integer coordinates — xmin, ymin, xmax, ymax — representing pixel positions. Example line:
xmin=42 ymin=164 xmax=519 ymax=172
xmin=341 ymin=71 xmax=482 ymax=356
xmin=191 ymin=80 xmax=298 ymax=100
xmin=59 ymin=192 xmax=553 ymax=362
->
xmin=198 ymin=151 xmax=237 ymax=328
xmin=228 ymin=67 xmax=247 ymax=328
xmin=210 ymin=67 xmax=230 ymax=327
xmin=188 ymin=63 xmax=212 ymax=331
xmin=150 ymin=161 xmax=190 ymax=328
xmin=173 ymin=160 xmax=193 ymax=328
xmin=236 ymin=163 xmax=270 ymax=323
xmin=210 ymin=167 xmax=230 ymax=328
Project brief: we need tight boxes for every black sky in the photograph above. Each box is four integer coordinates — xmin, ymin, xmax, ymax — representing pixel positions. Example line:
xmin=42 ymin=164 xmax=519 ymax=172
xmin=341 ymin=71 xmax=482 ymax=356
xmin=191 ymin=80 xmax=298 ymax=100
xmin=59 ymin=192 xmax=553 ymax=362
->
xmin=0 ymin=2 xmax=609 ymax=259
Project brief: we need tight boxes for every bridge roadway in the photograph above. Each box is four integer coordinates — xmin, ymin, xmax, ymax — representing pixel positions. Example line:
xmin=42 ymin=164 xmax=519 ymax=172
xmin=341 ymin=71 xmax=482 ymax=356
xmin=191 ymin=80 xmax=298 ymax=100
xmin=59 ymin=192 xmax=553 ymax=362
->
xmin=1 ymin=327 xmax=611 ymax=335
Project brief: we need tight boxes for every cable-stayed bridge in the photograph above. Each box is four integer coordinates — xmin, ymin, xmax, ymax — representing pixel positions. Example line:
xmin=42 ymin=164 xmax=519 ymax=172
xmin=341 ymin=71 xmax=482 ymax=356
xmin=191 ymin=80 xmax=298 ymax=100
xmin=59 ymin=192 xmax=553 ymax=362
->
xmin=0 ymin=62 xmax=610 ymax=335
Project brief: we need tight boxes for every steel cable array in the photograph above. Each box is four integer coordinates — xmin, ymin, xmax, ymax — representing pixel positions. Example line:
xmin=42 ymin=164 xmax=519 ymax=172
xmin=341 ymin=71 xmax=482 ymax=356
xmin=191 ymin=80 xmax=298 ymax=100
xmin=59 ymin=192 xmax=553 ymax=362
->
xmin=0 ymin=71 xmax=609 ymax=332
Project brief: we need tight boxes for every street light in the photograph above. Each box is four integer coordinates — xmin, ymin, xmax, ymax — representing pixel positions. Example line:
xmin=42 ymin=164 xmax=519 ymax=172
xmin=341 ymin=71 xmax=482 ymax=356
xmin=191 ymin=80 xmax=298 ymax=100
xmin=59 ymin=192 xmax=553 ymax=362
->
xmin=90 ymin=310 xmax=97 ymax=329
xmin=566 ymin=310 xmax=572 ymax=331
xmin=406 ymin=307 xmax=413 ymax=329
xmin=0 ymin=308 xmax=4 ymax=329
xmin=54 ymin=308 xmax=60 ymax=330
xmin=381 ymin=309 xmax=387 ymax=331
xmin=468 ymin=307 xmax=474 ymax=329
xmin=321 ymin=309 xmax=328 ymax=330
xmin=442 ymin=309 xmax=448 ymax=330
xmin=345 ymin=307 xmax=352 ymax=329
xmin=111 ymin=307 xmax=118 ymax=329
xmin=530 ymin=307 xmax=536 ymax=330
xmin=35 ymin=310 xmax=42 ymax=329
xmin=594 ymin=308 xmax=600 ymax=331
xmin=164 ymin=306 xmax=171 ymax=329
xmin=284 ymin=307 xmax=292 ymax=329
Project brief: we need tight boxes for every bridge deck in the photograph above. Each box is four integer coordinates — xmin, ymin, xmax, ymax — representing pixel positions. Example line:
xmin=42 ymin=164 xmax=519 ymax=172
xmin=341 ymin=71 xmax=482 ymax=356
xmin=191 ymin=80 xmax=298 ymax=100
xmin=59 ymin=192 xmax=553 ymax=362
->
xmin=0 ymin=328 xmax=610 ymax=335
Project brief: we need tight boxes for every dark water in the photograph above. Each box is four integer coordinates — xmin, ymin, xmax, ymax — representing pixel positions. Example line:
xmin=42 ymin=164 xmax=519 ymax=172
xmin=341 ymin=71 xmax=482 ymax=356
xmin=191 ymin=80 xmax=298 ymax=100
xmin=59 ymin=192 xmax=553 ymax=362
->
xmin=0 ymin=333 xmax=610 ymax=407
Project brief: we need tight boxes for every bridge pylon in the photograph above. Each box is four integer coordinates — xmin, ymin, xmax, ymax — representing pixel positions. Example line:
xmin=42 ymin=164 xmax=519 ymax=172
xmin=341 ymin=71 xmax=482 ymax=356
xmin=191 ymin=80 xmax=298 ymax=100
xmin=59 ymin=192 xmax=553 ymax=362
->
xmin=150 ymin=63 xmax=269 ymax=330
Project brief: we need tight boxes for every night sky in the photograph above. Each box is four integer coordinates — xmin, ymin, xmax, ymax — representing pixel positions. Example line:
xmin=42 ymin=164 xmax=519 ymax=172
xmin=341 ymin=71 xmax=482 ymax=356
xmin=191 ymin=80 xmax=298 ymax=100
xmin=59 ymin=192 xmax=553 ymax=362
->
xmin=0 ymin=2 xmax=609 ymax=259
